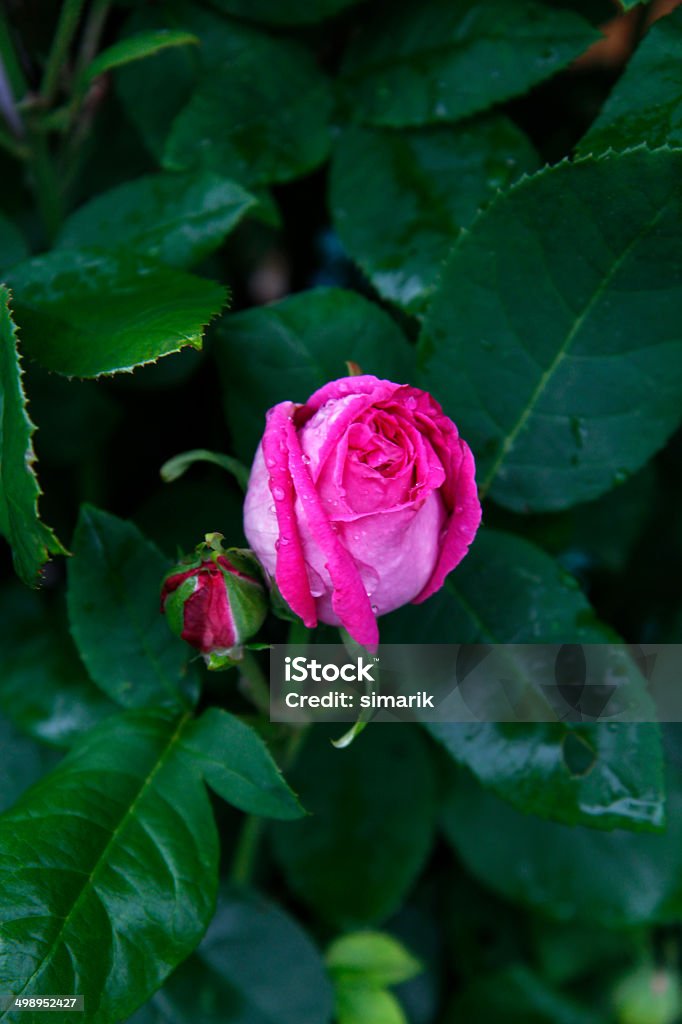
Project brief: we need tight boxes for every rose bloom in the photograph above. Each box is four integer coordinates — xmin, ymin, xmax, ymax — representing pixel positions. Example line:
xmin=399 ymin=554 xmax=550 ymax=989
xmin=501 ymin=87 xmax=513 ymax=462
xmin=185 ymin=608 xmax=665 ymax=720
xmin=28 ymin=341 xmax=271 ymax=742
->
xmin=244 ymin=375 xmax=481 ymax=648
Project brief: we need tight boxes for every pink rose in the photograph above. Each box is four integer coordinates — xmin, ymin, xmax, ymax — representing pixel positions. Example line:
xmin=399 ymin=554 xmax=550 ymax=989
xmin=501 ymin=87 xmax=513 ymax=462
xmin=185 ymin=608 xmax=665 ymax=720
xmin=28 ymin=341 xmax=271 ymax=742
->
xmin=243 ymin=375 xmax=481 ymax=648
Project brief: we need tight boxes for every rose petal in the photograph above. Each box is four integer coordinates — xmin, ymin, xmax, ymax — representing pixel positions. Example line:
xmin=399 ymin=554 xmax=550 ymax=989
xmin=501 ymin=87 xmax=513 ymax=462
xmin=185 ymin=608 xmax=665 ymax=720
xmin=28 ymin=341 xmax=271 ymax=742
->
xmin=414 ymin=439 xmax=481 ymax=603
xmin=283 ymin=415 xmax=379 ymax=651
xmin=257 ymin=402 xmax=317 ymax=628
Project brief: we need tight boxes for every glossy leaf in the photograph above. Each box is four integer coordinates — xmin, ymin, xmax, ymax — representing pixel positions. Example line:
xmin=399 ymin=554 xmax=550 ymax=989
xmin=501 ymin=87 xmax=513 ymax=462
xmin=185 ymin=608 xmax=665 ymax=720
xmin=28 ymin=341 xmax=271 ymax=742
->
xmin=341 ymin=0 xmax=598 ymax=127
xmin=57 ymin=172 xmax=255 ymax=269
xmin=418 ymin=148 xmax=682 ymax=512
xmin=578 ymin=7 xmax=682 ymax=155
xmin=442 ymin=732 xmax=682 ymax=927
xmin=270 ymin=725 xmax=437 ymax=927
xmin=164 ymin=14 xmax=332 ymax=188
xmin=0 ymin=710 xmax=218 ymax=1023
xmin=0 ymin=286 xmax=66 ymax=584
xmin=180 ymin=708 xmax=304 ymax=819
xmin=214 ymin=288 xmax=415 ymax=461
xmin=67 ymin=505 xmax=197 ymax=711
xmin=382 ymin=530 xmax=665 ymax=831
xmin=115 ymin=11 xmax=198 ymax=162
xmin=206 ymin=0 xmax=362 ymax=24
xmin=0 ymin=713 xmax=58 ymax=815
xmin=330 ymin=117 xmax=538 ymax=312
xmin=129 ymin=885 xmax=335 ymax=1024
xmin=79 ymin=30 xmax=198 ymax=90
xmin=5 ymin=250 xmax=226 ymax=377
xmin=0 ymin=585 xmax=114 ymax=748
xmin=0 ymin=212 xmax=28 ymax=270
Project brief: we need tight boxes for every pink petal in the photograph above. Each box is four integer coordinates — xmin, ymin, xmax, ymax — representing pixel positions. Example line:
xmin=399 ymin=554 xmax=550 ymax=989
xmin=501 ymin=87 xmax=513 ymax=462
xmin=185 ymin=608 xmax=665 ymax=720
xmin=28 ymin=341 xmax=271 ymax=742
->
xmin=283 ymin=415 xmax=379 ymax=651
xmin=414 ymin=440 xmax=481 ymax=603
xmin=261 ymin=403 xmax=317 ymax=629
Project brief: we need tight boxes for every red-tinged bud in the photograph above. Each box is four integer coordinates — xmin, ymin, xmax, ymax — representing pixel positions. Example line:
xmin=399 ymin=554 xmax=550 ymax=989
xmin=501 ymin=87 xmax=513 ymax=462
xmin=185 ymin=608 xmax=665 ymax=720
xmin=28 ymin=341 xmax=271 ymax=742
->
xmin=161 ymin=534 xmax=267 ymax=669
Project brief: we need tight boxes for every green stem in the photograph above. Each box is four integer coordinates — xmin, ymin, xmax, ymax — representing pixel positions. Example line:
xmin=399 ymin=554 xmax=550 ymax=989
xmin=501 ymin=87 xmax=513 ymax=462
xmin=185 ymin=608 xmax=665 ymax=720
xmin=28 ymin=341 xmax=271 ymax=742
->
xmin=238 ymin=650 xmax=271 ymax=716
xmin=0 ymin=12 xmax=28 ymax=100
xmin=230 ymin=815 xmax=265 ymax=885
xmin=0 ymin=124 xmax=27 ymax=160
xmin=287 ymin=617 xmax=311 ymax=648
xmin=29 ymin=134 xmax=63 ymax=242
xmin=41 ymin=0 xmax=86 ymax=103
xmin=230 ymin=724 xmax=309 ymax=886
xmin=75 ymin=0 xmax=111 ymax=75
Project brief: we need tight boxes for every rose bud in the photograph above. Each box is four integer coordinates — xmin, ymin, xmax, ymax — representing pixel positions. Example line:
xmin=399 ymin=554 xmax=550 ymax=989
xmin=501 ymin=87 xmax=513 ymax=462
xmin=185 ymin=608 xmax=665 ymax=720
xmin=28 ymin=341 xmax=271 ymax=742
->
xmin=161 ymin=536 xmax=267 ymax=668
xmin=244 ymin=375 xmax=481 ymax=649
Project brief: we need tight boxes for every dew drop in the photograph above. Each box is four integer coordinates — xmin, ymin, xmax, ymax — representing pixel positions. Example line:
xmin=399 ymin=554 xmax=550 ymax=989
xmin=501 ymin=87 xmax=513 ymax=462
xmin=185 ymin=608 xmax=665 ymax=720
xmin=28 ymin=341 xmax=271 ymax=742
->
xmin=279 ymin=536 xmax=290 ymax=546
xmin=272 ymin=485 xmax=285 ymax=501
xmin=371 ymin=604 xmax=379 ymax=614
xmin=301 ymin=453 xmax=311 ymax=464
xmin=268 ymin=504 xmax=276 ymax=515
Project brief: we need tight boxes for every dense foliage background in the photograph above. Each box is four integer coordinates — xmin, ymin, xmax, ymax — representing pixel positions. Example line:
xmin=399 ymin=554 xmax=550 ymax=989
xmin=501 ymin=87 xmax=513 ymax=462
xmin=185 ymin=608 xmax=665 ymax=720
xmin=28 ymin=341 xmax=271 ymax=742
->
xmin=1 ymin=0 xmax=682 ymax=1021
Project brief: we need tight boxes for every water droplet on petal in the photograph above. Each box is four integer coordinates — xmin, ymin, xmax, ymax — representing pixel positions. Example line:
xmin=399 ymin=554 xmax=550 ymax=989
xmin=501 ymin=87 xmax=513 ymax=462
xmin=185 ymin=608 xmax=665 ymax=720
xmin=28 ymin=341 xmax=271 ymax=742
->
xmin=371 ymin=604 xmax=379 ymax=614
xmin=266 ymin=457 xmax=276 ymax=467
xmin=272 ymin=486 xmax=285 ymax=501
xmin=406 ymin=396 xmax=417 ymax=410
xmin=279 ymin=536 xmax=290 ymax=546
xmin=301 ymin=454 xmax=311 ymax=464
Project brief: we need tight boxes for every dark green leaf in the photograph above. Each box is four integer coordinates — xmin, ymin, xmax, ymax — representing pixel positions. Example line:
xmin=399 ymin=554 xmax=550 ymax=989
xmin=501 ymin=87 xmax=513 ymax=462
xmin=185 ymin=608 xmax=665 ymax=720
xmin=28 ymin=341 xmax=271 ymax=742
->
xmin=0 ymin=709 xmax=218 ymax=1023
xmin=180 ymin=707 xmax=304 ymax=819
xmin=270 ymin=725 xmax=437 ymax=927
xmin=449 ymin=965 xmax=602 ymax=1024
xmin=0 ymin=713 xmax=59 ymax=815
xmin=383 ymin=530 xmax=665 ymax=831
xmin=206 ymin=0 xmax=362 ymax=25
xmin=418 ymin=148 xmax=682 ymax=512
xmin=5 ymin=249 xmax=226 ymax=377
xmin=67 ymin=505 xmax=197 ymax=711
xmin=0 ymin=286 xmax=66 ymax=584
xmin=214 ymin=288 xmax=415 ymax=462
xmin=430 ymin=719 xmax=664 ymax=832
xmin=330 ymin=117 xmax=538 ymax=312
xmin=115 ymin=11 xmax=198 ymax=162
xmin=441 ymin=731 xmax=682 ymax=927
xmin=0 ymin=212 xmax=28 ymax=271
xmin=129 ymin=885 xmax=335 ymax=1024
xmin=57 ymin=172 xmax=255 ymax=269
xmin=79 ymin=29 xmax=198 ymax=90
xmin=0 ymin=585 xmax=114 ymax=748
xmin=341 ymin=0 xmax=599 ymax=127
xmin=578 ymin=7 xmax=682 ymax=155
xmin=164 ymin=13 xmax=332 ymax=187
